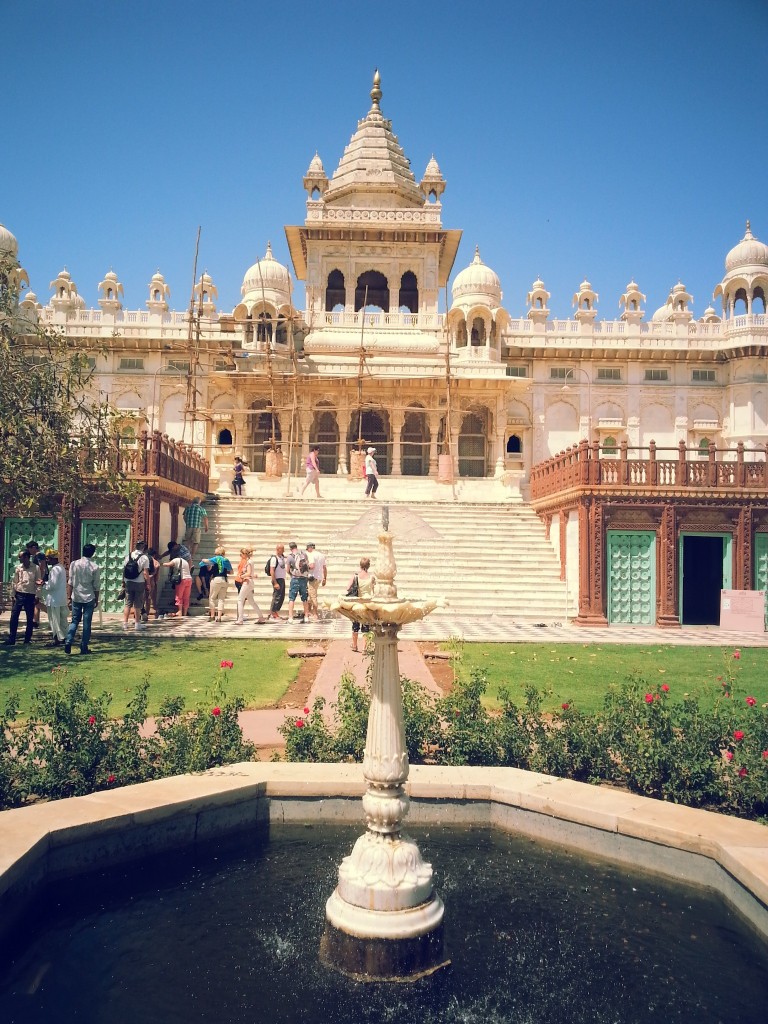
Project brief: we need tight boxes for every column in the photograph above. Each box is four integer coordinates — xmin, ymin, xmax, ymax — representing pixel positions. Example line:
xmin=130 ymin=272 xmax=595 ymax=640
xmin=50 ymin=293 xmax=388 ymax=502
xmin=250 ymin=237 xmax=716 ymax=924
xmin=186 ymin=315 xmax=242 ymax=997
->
xmin=574 ymin=497 xmax=609 ymax=626
xmin=338 ymin=405 xmax=353 ymax=475
xmin=657 ymin=502 xmax=680 ymax=628
xmin=428 ymin=412 xmax=441 ymax=476
xmin=391 ymin=411 xmax=404 ymax=477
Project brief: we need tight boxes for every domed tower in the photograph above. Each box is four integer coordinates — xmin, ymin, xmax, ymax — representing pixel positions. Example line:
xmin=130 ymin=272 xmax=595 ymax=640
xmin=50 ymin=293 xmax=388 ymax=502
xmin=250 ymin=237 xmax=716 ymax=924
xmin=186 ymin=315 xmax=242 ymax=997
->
xmin=235 ymin=243 xmax=295 ymax=349
xmin=573 ymin=279 xmax=598 ymax=324
xmin=449 ymin=247 xmax=507 ymax=354
xmin=526 ymin=278 xmax=550 ymax=325
xmin=194 ymin=271 xmax=218 ymax=317
xmin=303 ymin=153 xmax=329 ymax=199
xmin=0 ymin=223 xmax=30 ymax=302
xmin=619 ymin=280 xmax=646 ymax=325
xmin=147 ymin=271 xmax=170 ymax=313
xmin=98 ymin=270 xmax=124 ymax=314
xmin=420 ymin=155 xmax=445 ymax=203
xmin=713 ymin=221 xmax=768 ymax=317
xmin=49 ymin=268 xmax=80 ymax=317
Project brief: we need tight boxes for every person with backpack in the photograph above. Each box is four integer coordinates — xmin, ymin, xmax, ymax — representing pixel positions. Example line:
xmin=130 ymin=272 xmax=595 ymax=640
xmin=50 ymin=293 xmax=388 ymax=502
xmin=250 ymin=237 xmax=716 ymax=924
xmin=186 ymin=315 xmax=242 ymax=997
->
xmin=349 ymin=557 xmax=375 ymax=651
xmin=234 ymin=548 xmax=266 ymax=624
xmin=162 ymin=548 xmax=192 ymax=618
xmin=286 ymin=541 xmax=310 ymax=623
xmin=122 ymin=541 xmax=150 ymax=633
xmin=232 ymin=456 xmax=246 ymax=496
xmin=200 ymin=547 xmax=233 ymax=622
xmin=266 ymin=543 xmax=287 ymax=620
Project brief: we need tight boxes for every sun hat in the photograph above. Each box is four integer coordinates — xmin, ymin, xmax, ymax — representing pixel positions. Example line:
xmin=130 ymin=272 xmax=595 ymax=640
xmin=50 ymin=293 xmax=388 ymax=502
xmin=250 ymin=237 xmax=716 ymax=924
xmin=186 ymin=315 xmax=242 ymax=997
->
xmin=367 ymin=447 xmax=376 ymax=453
xmin=306 ymin=542 xmax=315 ymax=549
xmin=45 ymin=548 xmax=59 ymax=558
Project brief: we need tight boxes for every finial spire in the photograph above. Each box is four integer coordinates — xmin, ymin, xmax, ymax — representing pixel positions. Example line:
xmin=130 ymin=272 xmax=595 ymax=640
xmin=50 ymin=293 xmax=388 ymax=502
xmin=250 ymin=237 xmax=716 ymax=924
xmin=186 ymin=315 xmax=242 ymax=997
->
xmin=370 ymin=68 xmax=382 ymax=111
xmin=746 ymin=219 xmax=752 ymax=236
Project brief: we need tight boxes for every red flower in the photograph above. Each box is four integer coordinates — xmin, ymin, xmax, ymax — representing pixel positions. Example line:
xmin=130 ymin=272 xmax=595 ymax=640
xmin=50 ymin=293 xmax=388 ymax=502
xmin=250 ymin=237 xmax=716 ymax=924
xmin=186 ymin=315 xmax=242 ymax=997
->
xmin=644 ymin=693 xmax=654 ymax=704
xmin=212 ymin=707 xmax=221 ymax=717
xmin=295 ymin=719 xmax=305 ymax=728
xmin=303 ymin=707 xmax=310 ymax=715
xmin=561 ymin=703 xmax=570 ymax=710
xmin=762 ymin=751 xmax=768 ymax=760
xmin=88 ymin=715 xmax=96 ymax=725
xmin=717 ymin=676 xmax=723 ymax=682
xmin=738 ymin=767 xmax=748 ymax=778
xmin=107 ymin=774 xmax=116 ymax=784
xmin=661 ymin=684 xmax=669 ymax=693
xmin=725 ymin=751 xmax=734 ymax=761
xmin=733 ymin=650 xmax=741 ymax=660
xmin=220 ymin=660 xmax=233 ymax=669
xmin=724 ymin=692 xmax=731 ymax=699
xmin=733 ymin=730 xmax=744 ymax=742
xmin=454 ymin=710 xmax=460 ymax=716
xmin=746 ymin=696 xmax=756 ymax=706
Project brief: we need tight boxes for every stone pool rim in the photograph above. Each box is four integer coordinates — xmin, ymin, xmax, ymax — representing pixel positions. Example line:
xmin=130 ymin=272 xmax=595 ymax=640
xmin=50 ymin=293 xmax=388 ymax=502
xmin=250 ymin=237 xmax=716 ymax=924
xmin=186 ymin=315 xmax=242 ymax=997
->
xmin=0 ymin=763 xmax=767 ymax=945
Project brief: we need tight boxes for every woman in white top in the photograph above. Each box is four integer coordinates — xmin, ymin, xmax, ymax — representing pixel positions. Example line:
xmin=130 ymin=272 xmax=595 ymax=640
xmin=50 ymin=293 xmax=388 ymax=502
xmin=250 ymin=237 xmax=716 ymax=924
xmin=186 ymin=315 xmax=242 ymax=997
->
xmin=349 ymin=557 xmax=375 ymax=651
xmin=235 ymin=548 xmax=266 ymax=624
xmin=163 ymin=553 xmax=192 ymax=617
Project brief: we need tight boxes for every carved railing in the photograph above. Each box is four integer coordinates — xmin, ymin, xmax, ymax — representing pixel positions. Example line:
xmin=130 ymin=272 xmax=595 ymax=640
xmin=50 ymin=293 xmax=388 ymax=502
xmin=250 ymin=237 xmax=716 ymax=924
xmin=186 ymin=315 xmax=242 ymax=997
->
xmin=530 ymin=440 xmax=768 ymax=501
xmin=111 ymin=431 xmax=209 ymax=493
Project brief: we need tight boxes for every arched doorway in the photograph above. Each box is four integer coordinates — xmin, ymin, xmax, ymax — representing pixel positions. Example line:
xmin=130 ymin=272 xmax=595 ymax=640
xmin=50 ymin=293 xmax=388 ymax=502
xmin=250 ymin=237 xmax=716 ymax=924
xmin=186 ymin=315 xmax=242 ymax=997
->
xmin=355 ymin=271 xmax=389 ymax=312
xmin=402 ymin=407 xmax=430 ymax=475
xmin=250 ymin=400 xmax=281 ymax=472
xmin=311 ymin=406 xmax=339 ymax=475
xmin=458 ymin=410 xmax=488 ymax=477
xmin=348 ymin=409 xmax=390 ymax=474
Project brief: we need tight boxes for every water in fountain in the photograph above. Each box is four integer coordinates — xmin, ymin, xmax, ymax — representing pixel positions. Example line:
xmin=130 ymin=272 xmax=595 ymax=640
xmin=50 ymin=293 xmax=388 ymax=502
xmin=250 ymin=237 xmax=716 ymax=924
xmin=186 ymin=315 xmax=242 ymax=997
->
xmin=2 ymin=823 xmax=766 ymax=1024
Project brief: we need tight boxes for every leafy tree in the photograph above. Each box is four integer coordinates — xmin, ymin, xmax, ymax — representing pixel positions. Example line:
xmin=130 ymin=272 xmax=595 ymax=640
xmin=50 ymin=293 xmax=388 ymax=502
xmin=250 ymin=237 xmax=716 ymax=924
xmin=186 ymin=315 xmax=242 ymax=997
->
xmin=0 ymin=253 xmax=136 ymax=515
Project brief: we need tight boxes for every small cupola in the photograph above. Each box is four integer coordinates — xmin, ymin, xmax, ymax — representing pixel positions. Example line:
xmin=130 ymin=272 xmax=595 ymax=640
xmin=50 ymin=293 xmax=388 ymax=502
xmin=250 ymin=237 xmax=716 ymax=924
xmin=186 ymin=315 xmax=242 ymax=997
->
xmin=98 ymin=269 xmax=124 ymax=313
xmin=147 ymin=271 xmax=170 ymax=313
xmin=619 ymin=279 xmax=646 ymax=324
xmin=420 ymin=155 xmax=445 ymax=203
xmin=573 ymin=279 xmax=598 ymax=323
xmin=526 ymin=278 xmax=550 ymax=324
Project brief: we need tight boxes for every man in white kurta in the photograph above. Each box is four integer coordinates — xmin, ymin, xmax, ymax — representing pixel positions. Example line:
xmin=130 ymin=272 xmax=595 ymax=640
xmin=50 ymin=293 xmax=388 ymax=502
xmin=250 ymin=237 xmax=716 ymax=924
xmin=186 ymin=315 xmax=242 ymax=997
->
xmin=43 ymin=549 xmax=68 ymax=646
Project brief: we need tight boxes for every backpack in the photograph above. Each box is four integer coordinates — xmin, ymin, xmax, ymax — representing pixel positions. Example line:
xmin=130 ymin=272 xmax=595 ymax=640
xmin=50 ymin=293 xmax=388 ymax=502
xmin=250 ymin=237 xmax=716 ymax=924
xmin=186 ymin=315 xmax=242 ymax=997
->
xmin=298 ymin=556 xmax=309 ymax=575
xmin=346 ymin=574 xmax=359 ymax=598
xmin=265 ymin=555 xmax=276 ymax=576
xmin=169 ymin=559 xmax=183 ymax=586
xmin=124 ymin=554 xmax=141 ymax=580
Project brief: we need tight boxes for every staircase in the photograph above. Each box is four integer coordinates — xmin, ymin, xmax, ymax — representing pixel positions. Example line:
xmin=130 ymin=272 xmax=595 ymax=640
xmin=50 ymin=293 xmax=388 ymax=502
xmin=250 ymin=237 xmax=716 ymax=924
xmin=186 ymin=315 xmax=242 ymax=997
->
xmin=195 ymin=495 xmax=571 ymax=623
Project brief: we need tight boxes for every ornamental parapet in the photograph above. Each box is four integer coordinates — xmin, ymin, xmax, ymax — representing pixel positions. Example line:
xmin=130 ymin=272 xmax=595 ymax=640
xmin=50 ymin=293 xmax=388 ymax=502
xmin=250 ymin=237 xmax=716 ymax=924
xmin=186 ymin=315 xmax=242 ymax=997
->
xmin=530 ymin=439 xmax=768 ymax=510
xmin=317 ymin=310 xmax=444 ymax=330
xmin=305 ymin=204 xmax=443 ymax=226
xmin=114 ymin=430 xmax=209 ymax=494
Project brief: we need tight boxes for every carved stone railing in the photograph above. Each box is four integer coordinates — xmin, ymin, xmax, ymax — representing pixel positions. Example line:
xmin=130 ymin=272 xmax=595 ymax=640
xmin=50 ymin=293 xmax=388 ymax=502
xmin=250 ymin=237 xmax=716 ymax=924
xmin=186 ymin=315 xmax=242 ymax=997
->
xmin=114 ymin=431 xmax=209 ymax=493
xmin=530 ymin=439 xmax=768 ymax=503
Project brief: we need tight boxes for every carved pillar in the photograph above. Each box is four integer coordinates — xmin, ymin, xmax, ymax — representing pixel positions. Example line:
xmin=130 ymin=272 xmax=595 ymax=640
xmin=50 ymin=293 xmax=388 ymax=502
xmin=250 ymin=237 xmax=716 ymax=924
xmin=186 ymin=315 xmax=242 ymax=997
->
xmin=391 ymin=411 xmax=404 ymax=477
xmin=60 ymin=499 xmax=78 ymax=569
xmin=167 ymin=501 xmax=178 ymax=548
xmin=232 ymin=412 xmax=247 ymax=464
xmin=736 ymin=505 xmax=754 ymax=591
xmin=657 ymin=502 xmax=680 ymax=628
xmin=428 ymin=412 xmax=441 ymax=476
xmin=559 ymin=511 xmax=568 ymax=582
xmin=338 ymin=405 xmax=353 ymax=475
xmin=574 ymin=497 xmax=609 ymax=626
xmin=299 ymin=409 xmax=313 ymax=477
xmin=132 ymin=486 xmax=150 ymax=549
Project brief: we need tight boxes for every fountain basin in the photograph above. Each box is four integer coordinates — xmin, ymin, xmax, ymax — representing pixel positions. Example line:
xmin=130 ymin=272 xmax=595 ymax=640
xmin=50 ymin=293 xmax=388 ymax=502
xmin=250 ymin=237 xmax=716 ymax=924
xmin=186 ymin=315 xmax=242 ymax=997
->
xmin=1 ymin=763 xmax=767 ymax=946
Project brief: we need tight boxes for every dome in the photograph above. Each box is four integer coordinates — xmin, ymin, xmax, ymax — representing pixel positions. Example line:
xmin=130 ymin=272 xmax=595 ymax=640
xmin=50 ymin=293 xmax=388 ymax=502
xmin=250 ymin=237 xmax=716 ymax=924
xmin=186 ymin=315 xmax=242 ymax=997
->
xmin=424 ymin=155 xmax=441 ymax=177
xmin=241 ymin=242 xmax=291 ymax=298
xmin=451 ymin=247 xmax=502 ymax=305
xmin=725 ymin=222 xmax=768 ymax=272
xmin=306 ymin=152 xmax=325 ymax=175
xmin=0 ymin=222 xmax=18 ymax=258
xmin=651 ymin=302 xmax=671 ymax=322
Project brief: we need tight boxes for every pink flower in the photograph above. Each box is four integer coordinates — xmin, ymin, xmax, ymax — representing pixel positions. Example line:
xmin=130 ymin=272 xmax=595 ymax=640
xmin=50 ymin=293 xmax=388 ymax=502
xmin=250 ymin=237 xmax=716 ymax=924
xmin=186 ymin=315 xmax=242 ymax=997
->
xmin=746 ymin=696 xmax=756 ymax=706
xmin=561 ymin=703 xmax=570 ymax=710
xmin=733 ymin=650 xmax=741 ymax=660
xmin=303 ymin=707 xmax=310 ymax=715
xmin=733 ymin=730 xmax=744 ymax=742
xmin=725 ymin=751 xmax=734 ymax=761
xmin=295 ymin=719 xmax=305 ymax=728
xmin=220 ymin=660 xmax=233 ymax=669
xmin=107 ymin=774 xmax=116 ymax=784
xmin=738 ymin=767 xmax=748 ymax=778
xmin=212 ymin=707 xmax=221 ymax=717
xmin=661 ymin=684 xmax=669 ymax=693
xmin=454 ymin=710 xmax=460 ymax=716
xmin=644 ymin=693 xmax=654 ymax=704
xmin=88 ymin=715 xmax=96 ymax=725
xmin=762 ymin=751 xmax=768 ymax=760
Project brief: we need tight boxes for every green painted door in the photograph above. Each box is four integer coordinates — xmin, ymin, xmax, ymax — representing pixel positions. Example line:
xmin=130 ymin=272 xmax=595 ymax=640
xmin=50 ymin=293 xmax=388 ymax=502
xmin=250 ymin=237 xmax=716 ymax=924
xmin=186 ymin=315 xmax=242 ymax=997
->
xmin=80 ymin=520 xmax=131 ymax=613
xmin=607 ymin=530 xmax=656 ymax=625
xmin=755 ymin=534 xmax=768 ymax=628
xmin=3 ymin=518 xmax=58 ymax=582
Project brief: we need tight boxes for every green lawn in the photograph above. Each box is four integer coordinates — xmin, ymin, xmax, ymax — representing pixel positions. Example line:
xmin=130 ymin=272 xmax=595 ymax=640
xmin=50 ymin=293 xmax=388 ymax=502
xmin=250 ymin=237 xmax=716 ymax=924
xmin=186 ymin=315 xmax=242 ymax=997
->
xmin=446 ymin=642 xmax=768 ymax=714
xmin=0 ymin=638 xmax=299 ymax=718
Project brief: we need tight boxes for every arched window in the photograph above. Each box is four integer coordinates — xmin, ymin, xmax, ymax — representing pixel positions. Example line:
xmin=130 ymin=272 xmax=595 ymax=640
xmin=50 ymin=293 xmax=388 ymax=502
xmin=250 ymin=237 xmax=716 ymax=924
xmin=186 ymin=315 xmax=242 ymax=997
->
xmin=257 ymin=312 xmax=273 ymax=344
xmin=355 ymin=270 xmax=389 ymax=312
xmin=398 ymin=271 xmax=419 ymax=313
xmin=753 ymin=286 xmax=767 ymax=314
xmin=733 ymin=288 xmax=748 ymax=315
xmin=602 ymin=435 xmax=618 ymax=456
xmin=470 ymin=317 xmax=485 ymax=346
xmin=506 ymin=434 xmax=522 ymax=458
xmin=456 ymin=320 xmax=468 ymax=348
xmin=275 ymin=315 xmax=288 ymax=346
xmin=698 ymin=437 xmax=711 ymax=458
xmin=325 ymin=270 xmax=345 ymax=311
xmin=218 ymin=428 xmax=232 ymax=446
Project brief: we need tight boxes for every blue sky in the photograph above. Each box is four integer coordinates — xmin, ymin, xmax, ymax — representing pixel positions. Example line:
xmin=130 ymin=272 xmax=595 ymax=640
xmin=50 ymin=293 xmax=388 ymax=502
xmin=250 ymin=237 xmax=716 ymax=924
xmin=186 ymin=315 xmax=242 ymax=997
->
xmin=5 ymin=0 xmax=767 ymax=319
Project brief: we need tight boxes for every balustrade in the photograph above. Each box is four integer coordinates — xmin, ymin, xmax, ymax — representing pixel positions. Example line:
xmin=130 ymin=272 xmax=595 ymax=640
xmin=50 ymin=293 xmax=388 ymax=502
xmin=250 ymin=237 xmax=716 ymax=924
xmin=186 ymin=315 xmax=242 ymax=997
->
xmin=530 ymin=439 xmax=768 ymax=501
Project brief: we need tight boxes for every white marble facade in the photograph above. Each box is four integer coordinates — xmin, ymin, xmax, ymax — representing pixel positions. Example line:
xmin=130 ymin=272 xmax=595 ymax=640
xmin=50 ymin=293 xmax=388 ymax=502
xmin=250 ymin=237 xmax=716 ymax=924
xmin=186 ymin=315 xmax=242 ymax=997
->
xmin=2 ymin=73 xmax=767 ymax=495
